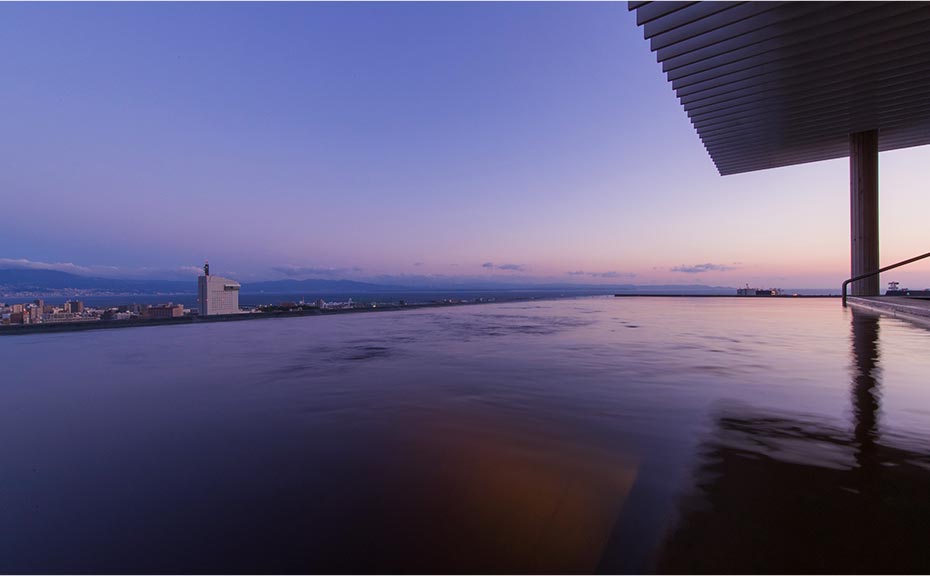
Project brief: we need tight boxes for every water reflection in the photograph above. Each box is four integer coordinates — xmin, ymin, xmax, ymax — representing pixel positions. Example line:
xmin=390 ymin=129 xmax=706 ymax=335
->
xmin=656 ymin=309 xmax=930 ymax=573
xmin=3 ymin=299 xmax=930 ymax=573
xmin=352 ymin=408 xmax=639 ymax=573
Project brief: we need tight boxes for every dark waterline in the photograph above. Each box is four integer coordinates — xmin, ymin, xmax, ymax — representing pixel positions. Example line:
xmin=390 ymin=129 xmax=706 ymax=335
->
xmin=1 ymin=297 xmax=929 ymax=573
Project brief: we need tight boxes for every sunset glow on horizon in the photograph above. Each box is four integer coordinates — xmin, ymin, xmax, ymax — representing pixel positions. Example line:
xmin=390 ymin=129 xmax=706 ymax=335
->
xmin=2 ymin=2 xmax=928 ymax=289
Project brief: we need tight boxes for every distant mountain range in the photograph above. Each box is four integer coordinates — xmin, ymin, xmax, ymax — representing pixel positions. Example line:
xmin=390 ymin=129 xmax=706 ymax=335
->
xmin=0 ymin=269 xmax=403 ymax=296
xmin=0 ymin=267 xmax=749 ymax=298
xmin=0 ymin=269 xmax=194 ymax=295
xmin=243 ymin=278 xmax=411 ymax=293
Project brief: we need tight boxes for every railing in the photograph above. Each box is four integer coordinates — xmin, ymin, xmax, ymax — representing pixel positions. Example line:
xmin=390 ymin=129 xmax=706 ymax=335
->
xmin=842 ymin=250 xmax=930 ymax=306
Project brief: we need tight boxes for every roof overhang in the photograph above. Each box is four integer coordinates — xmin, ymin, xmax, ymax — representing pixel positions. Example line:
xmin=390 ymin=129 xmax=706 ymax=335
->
xmin=629 ymin=1 xmax=930 ymax=175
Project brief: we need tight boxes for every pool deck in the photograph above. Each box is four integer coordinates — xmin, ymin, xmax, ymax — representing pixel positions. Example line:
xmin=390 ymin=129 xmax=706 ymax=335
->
xmin=847 ymin=296 xmax=930 ymax=328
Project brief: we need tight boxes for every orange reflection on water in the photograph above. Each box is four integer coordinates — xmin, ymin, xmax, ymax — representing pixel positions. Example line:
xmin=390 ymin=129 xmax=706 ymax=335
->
xmin=363 ymin=406 xmax=639 ymax=572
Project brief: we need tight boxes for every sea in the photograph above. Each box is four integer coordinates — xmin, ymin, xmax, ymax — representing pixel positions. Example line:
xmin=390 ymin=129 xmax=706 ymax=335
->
xmin=1 ymin=296 xmax=929 ymax=573
xmin=0 ymin=286 xmax=838 ymax=309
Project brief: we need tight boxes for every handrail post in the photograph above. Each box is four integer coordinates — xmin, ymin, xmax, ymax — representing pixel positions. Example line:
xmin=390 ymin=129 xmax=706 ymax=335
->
xmin=841 ymin=250 xmax=930 ymax=307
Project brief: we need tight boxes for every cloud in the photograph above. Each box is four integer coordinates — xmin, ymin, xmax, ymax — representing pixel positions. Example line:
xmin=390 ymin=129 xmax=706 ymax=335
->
xmin=0 ymin=257 xmax=211 ymax=280
xmin=272 ymin=265 xmax=361 ymax=278
xmin=566 ymin=270 xmax=635 ymax=279
xmin=413 ymin=262 xmax=423 ymax=267
xmin=671 ymin=262 xmax=736 ymax=274
xmin=0 ymin=257 xmax=127 ymax=277
xmin=176 ymin=266 xmax=205 ymax=276
xmin=589 ymin=271 xmax=635 ymax=279
xmin=482 ymin=262 xmax=525 ymax=272
xmin=0 ymin=257 xmax=94 ymax=275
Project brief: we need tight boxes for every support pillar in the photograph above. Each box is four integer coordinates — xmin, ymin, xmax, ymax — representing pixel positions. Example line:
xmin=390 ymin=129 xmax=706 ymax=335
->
xmin=850 ymin=130 xmax=879 ymax=296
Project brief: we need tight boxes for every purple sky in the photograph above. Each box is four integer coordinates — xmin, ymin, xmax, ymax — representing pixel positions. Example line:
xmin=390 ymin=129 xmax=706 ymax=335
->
xmin=2 ymin=2 xmax=928 ymax=288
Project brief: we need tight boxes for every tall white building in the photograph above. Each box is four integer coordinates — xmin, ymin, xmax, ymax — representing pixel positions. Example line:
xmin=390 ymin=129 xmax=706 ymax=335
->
xmin=197 ymin=262 xmax=241 ymax=316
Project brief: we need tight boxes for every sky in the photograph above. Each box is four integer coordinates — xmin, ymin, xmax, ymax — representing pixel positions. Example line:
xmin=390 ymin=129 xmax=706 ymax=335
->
xmin=2 ymin=2 xmax=928 ymax=289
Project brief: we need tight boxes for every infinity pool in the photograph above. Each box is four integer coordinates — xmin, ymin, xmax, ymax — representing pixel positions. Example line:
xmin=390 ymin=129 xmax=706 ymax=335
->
xmin=2 ymin=297 xmax=928 ymax=573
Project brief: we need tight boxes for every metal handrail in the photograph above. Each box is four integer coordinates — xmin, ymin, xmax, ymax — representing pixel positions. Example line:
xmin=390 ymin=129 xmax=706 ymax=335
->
xmin=842 ymin=250 xmax=930 ymax=306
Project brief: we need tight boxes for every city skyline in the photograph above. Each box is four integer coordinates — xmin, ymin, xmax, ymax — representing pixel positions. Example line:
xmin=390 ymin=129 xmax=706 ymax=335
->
xmin=3 ymin=2 xmax=929 ymax=289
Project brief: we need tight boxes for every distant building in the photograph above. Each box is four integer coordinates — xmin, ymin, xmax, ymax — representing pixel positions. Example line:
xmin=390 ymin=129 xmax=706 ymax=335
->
xmin=141 ymin=303 xmax=185 ymax=320
xmin=64 ymin=301 xmax=84 ymax=314
xmin=197 ymin=262 xmax=240 ymax=315
xmin=43 ymin=312 xmax=97 ymax=324
xmin=737 ymin=285 xmax=782 ymax=297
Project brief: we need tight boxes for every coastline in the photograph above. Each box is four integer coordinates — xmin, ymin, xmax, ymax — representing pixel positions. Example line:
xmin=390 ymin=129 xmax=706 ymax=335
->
xmin=0 ymin=296 xmax=558 ymax=336
xmin=3 ymin=293 xmax=843 ymax=336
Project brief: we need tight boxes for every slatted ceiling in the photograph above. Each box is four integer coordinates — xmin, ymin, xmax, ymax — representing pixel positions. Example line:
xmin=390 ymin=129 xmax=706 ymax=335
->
xmin=678 ymin=25 xmax=930 ymax=103
xmin=654 ymin=4 xmax=800 ymax=61
xmin=662 ymin=4 xmax=889 ymax=69
xmin=701 ymin=103 xmax=930 ymax=148
xmin=699 ymin=101 xmax=930 ymax=143
xmin=690 ymin=65 xmax=930 ymax=133
xmin=711 ymin=103 xmax=930 ymax=139
xmin=644 ymin=2 xmax=743 ymax=44
xmin=656 ymin=5 xmax=856 ymax=72
xmin=709 ymin=124 xmax=930 ymax=174
xmin=668 ymin=3 xmax=930 ymax=84
xmin=634 ymin=2 xmax=694 ymax=26
xmin=721 ymin=128 xmax=930 ymax=174
xmin=657 ymin=5 xmax=835 ymax=68
xmin=693 ymin=72 xmax=930 ymax=132
xmin=646 ymin=2 xmax=752 ymax=50
xmin=710 ymin=113 xmax=930 ymax=162
xmin=630 ymin=1 xmax=930 ymax=175
xmin=686 ymin=65 xmax=930 ymax=118
xmin=650 ymin=3 xmax=787 ymax=56
xmin=685 ymin=65 xmax=930 ymax=115
xmin=676 ymin=34 xmax=922 ymax=97
xmin=669 ymin=24 xmax=908 ymax=95
xmin=718 ymin=126 xmax=926 ymax=166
